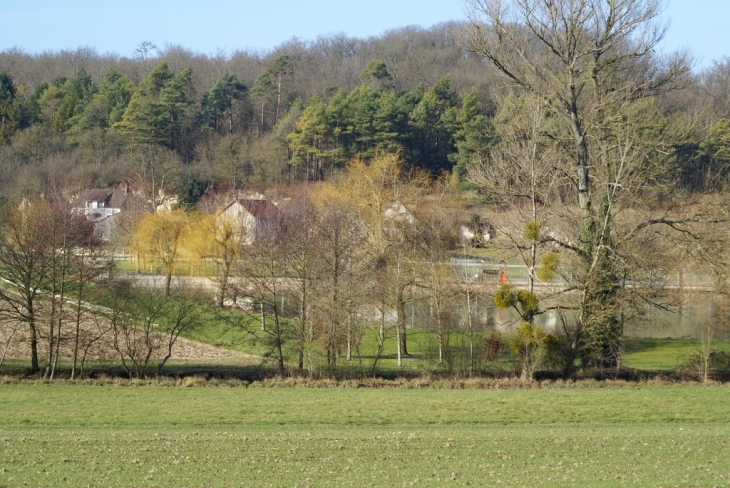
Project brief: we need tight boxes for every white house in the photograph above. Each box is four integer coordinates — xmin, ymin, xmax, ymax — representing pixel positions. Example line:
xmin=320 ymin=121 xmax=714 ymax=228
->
xmin=217 ymin=198 xmax=283 ymax=245
xmin=73 ymin=188 xmax=132 ymax=240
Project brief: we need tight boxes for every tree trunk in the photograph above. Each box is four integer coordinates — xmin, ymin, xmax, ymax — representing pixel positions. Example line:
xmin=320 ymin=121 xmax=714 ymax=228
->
xmin=396 ymin=285 xmax=408 ymax=357
xmin=260 ymin=299 xmax=266 ymax=331
xmin=165 ymin=272 xmax=172 ymax=296
xmin=51 ymin=256 xmax=69 ymax=380
xmin=44 ymin=298 xmax=55 ymax=379
xmin=28 ymin=307 xmax=39 ymax=374
xmin=71 ymin=301 xmax=82 ymax=379
xmin=298 ymin=291 xmax=307 ymax=371
xmin=467 ymin=290 xmax=473 ymax=376
xmin=274 ymin=317 xmax=285 ymax=376
xmin=260 ymin=101 xmax=265 ymax=133
xmin=276 ymin=77 xmax=282 ymax=124
xmin=378 ymin=304 xmax=385 ymax=348
xmin=347 ymin=313 xmax=352 ymax=362
xmin=217 ymin=260 xmax=230 ymax=308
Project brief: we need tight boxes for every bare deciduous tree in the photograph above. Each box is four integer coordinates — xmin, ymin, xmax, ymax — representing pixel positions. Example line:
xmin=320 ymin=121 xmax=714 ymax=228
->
xmin=462 ymin=0 xmax=694 ymax=366
xmin=230 ymin=214 xmax=290 ymax=376
xmin=155 ymin=284 xmax=205 ymax=376
xmin=310 ymin=204 xmax=368 ymax=374
xmin=106 ymin=280 xmax=169 ymax=378
xmin=0 ymin=199 xmax=111 ymax=377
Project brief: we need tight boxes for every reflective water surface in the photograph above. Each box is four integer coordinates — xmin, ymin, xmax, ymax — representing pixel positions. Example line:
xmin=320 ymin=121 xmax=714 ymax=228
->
xmin=404 ymin=291 xmax=729 ymax=339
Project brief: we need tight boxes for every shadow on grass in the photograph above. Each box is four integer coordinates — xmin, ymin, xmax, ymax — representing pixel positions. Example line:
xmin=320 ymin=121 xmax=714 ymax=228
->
xmin=624 ymin=337 xmax=702 ymax=353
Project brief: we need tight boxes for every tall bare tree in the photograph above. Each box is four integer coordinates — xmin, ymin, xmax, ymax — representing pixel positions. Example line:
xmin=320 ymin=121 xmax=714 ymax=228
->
xmin=0 ymin=201 xmax=53 ymax=373
xmin=463 ymin=0 xmax=693 ymax=366
xmin=230 ymin=213 xmax=290 ymax=375
xmin=105 ymin=280 xmax=169 ymax=379
xmin=42 ymin=201 xmax=96 ymax=380
xmin=155 ymin=284 xmax=205 ymax=376
xmin=310 ymin=204 xmax=368 ymax=374
xmin=281 ymin=196 xmax=319 ymax=373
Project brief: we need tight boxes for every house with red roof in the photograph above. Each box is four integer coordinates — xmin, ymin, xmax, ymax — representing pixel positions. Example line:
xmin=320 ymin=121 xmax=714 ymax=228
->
xmin=217 ymin=197 xmax=283 ymax=245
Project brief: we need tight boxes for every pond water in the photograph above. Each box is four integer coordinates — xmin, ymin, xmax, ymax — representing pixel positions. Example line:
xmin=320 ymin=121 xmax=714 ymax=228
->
xmin=128 ymin=272 xmax=728 ymax=339
xmin=439 ymin=263 xmax=728 ymax=339
xmin=401 ymin=291 xmax=729 ymax=339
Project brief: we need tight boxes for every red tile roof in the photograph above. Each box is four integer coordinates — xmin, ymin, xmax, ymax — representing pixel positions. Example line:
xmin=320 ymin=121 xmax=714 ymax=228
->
xmin=229 ymin=199 xmax=282 ymax=220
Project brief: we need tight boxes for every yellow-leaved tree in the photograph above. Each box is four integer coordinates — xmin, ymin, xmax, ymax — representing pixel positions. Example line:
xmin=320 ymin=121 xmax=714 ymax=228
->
xmin=131 ymin=209 xmax=197 ymax=295
xmin=313 ymin=151 xmax=430 ymax=366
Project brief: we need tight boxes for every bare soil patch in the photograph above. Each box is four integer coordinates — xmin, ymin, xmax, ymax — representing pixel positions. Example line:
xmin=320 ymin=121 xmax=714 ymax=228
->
xmin=0 ymin=314 xmax=250 ymax=365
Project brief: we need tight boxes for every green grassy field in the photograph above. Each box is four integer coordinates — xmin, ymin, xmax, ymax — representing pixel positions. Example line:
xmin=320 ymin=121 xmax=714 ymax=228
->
xmin=186 ymin=316 xmax=730 ymax=374
xmin=107 ymin=257 xmax=730 ymax=376
xmin=114 ymin=258 xmax=219 ymax=277
xmin=622 ymin=338 xmax=730 ymax=371
xmin=1 ymin=384 xmax=729 ymax=486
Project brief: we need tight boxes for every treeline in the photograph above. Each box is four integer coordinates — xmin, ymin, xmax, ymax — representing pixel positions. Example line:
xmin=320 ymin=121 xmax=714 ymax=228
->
xmin=1 ymin=22 xmax=729 ymax=204
xmin=0 ymin=23 xmax=493 ymax=202
xmin=2 ymin=151 xmax=729 ymax=381
xmin=0 ymin=155 xmax=508 ymax=380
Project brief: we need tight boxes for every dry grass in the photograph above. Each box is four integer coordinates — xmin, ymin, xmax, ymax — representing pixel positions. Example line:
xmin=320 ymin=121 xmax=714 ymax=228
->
xmin=0 ymin=313 xmax=251 ymax=367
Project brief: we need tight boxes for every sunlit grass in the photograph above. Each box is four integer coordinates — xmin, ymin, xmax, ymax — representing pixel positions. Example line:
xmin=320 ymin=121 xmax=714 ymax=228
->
xmin=1 ymin=384 xmax=729 ymax=486
xmin=622 ymin=338 xmax=730 ymax=370
xmin=2 ymin=424 xmax=728 ymax=487
xmin=114 ymin=257 xmax=219 ymax=277
xmin=2 ymin=384 xmax=728 ymax=426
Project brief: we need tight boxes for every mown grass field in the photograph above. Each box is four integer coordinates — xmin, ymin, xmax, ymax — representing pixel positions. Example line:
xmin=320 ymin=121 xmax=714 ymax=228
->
xmin=622 ymin=338 xmax=730 ymax=371
xmin=1 ymin=384 xmax=729 ymax=486
xmin=106 ymin=259 xmax=730 ymax=376
xmin=186 ymin=315 xmax=730 ymax=374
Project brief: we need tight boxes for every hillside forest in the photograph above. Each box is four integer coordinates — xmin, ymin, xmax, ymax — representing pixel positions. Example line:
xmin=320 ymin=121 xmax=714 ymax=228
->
xmin=1 ymin=2 xmax=730 ymax=381
xmin=1 ymin=21 xmax=728 ymax=200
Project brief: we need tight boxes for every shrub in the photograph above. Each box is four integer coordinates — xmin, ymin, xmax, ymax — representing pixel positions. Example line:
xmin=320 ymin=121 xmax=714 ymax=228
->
xmin=678 ymin=349 xmax=730 ymax=382
xmin=508 ymin=322 xmax=559 ymax=381
xmin=483 ymin=331 xmax=505 ymax=362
